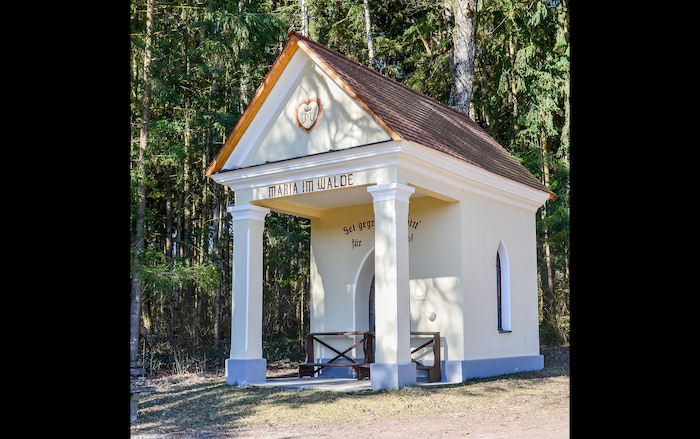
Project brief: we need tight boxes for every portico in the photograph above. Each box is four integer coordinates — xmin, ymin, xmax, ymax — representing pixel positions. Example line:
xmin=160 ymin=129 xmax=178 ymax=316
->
xmin=212 ymin=147 xmax=429 ymax=389
xmin=207 ymin=32 xmax=553 ymax=390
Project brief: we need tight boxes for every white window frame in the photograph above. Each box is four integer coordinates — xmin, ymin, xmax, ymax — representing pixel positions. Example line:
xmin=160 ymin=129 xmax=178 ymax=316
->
xmin=497 ymin=241 xmax=512 ymax=332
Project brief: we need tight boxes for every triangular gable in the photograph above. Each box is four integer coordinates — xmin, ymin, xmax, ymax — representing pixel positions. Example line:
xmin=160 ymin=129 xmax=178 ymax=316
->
xmin=235 ymin=56 xmax=393 ymax=169
xmin=205 ymin=32 xmax=400 ymax=176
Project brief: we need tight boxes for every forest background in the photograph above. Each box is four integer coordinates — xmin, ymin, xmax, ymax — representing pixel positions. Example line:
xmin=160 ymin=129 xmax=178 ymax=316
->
xmin=129 ymin=0 xmax=569 ymax=373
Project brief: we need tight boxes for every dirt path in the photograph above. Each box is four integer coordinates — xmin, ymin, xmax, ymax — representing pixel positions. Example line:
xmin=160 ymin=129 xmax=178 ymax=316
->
xmin=135 ymin=404 xmax=567 ymax=439
xmin=132 ymin=347 xmax=569 ymax=438
xmin=229 ymin=408 xmax=568 ymax=438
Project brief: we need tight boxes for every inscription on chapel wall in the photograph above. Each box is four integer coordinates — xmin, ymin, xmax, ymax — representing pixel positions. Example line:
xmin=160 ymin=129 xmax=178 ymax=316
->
xmin=267 ymin=173 xmax=354 ymax=198
xmin=343 ymin=218 xmax=422 ymax=249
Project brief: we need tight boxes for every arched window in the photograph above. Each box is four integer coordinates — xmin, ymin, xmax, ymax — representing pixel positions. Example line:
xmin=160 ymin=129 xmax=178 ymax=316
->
xmin=497 ymin=241 xmax=512 ymax=332
xmin=496 ymin=252 xmax=503 ymax=330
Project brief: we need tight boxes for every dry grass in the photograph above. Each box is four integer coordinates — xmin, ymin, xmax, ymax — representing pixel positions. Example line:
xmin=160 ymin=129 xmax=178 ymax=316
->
xmin=131 ymin=347 xmax=569 ymax=438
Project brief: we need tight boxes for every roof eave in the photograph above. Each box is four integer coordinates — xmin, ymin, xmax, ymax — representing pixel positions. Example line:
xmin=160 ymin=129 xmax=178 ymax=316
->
xmin=399 ymin=140 xmax=552 ymax=211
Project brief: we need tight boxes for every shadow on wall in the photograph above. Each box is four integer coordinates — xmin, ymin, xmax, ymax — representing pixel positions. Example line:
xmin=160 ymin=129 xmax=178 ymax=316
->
xmin=410 ymin=276 xmax=462 ymax=361
xmin=353 ymin=247 xmax=375 ymax=332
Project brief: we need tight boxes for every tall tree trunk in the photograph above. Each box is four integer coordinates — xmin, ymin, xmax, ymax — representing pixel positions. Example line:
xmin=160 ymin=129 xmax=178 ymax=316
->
xmin=165 ymin=173 xmax=174 ymax=262
xmin=239 ymin=1 xmax=251 ymax=110
xmin=447 ymin=0 xmax=477 ymax=115
xmin=164 ymin=171 xmax=175 ymax=345
xmin=172 ymin=281 xmax=180 ymax=350
xmin=539 ymin=124 xmax=560 ymax=343
xmin=194 ymin=288 xmax=202 ymax=348
xmin=212 ymin=186 xmax=224 ymax=347
xmin=172 ymin=113 xmax=192 ymax=350
xmin=182 ymin=109 xmax=192 ymax=260
xmin=172 ymin=147 xmax=185 ymax=349
xmin=131 ymin=0 xmax=155 ymax=363
xmin=559 ymin=1 xmax=570 ymax=153
xmin=194 ymin=145 xmax=212 ymax=349
xmin=239 ymin=62 xmax=250 ymax=114
xmin=507 ymin=35 xmax=519 ymax=131
xmin=363 ymin=0 xmax=375 ymax=69
xmin=300 ymin=0 xmax=308 ymax=37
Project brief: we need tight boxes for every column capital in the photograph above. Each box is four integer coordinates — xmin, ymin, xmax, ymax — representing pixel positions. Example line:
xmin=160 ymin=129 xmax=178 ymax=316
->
xmin=227 ymin=204 xmax=270 ymax=222
xmin=367 ymin=183 xmax=415 ymax=203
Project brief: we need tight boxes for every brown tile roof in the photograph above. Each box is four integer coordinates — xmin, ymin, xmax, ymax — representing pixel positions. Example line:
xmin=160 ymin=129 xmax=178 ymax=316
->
xmin=208 ymin=31 xmax=552 ymax=196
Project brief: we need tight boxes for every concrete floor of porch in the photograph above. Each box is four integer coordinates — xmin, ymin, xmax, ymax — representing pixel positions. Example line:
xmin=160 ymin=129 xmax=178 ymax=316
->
xmin=252 ymin=375 xmax=461 ymax=392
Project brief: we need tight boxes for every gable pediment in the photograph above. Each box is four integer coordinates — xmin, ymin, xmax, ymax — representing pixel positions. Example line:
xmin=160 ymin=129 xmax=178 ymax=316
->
xmin=238 ymin=59 xmax=391 ymax=168
xmin=210 ymin=47 xmax=391 ymax=173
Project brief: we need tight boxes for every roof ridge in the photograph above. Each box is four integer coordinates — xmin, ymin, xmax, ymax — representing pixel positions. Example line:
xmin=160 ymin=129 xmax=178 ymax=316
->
xmin=290 ymin=31 xmax=399 ymax=91
xmin=292 ymin=33 xmax=430 ymax=102
xmin=288 ymin=32 xmax=550 ymax=196
xmin=289 ymin=32 xmax=496 ymax=144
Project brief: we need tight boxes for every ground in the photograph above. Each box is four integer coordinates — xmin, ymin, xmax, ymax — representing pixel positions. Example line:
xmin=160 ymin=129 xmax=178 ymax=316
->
xmin=131 ymin=346 xmax=569 ymax=438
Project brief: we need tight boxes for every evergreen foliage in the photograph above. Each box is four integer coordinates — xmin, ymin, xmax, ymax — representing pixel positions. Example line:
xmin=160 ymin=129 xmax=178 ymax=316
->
xmin=130 ymin=0 xmax=569 ymax=371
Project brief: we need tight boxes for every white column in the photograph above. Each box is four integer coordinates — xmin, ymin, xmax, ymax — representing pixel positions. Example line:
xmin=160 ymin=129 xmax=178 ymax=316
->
xmin=225 ymin=203 xmax=270 ymax=386
xmin=367 ymin=183 xmax=416 ymax=390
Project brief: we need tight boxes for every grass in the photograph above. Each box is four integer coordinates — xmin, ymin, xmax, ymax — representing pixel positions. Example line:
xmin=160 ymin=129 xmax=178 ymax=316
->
xmin=131 ymin=347 xmax=569 ymax=436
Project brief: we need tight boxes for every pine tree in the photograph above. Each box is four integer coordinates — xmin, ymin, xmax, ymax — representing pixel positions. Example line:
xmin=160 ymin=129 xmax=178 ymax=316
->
xmin=470 ymin=0 xmax=569 ymax=343
xmin=131 ymin=0 xmax=155 ymax=363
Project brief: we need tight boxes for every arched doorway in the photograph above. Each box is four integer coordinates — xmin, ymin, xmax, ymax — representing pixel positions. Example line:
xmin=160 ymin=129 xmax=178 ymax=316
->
xmin=353 ymin=247 xmax=375 ymax=332
xmin=368 ymin=275 xmax=375 ymax=332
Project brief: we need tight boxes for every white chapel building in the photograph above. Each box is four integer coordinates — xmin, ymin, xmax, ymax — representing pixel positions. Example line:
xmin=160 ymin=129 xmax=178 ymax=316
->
xmin=206 ymin=32 xmax=554 ymax=390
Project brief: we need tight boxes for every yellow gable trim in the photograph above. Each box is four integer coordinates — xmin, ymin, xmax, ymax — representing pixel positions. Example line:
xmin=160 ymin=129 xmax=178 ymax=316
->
xmin=205 ymin=36 xmax=300 ymax=176
xmin=206 ymin=32 xmax=401 ymax=177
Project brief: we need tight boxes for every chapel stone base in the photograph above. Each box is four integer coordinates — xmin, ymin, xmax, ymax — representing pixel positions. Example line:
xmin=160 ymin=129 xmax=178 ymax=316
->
xmin=225 ymin=358 xmax=267 ymax=386
xmin=370 ymin=362 xmax=416 ymax=390
xmin=443 ymin=355 xmax=544 ymax=382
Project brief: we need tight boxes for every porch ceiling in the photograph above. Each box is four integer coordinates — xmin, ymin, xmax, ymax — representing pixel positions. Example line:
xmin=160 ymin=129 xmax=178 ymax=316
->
xmin=255 ymin=184 xmax=429 ymax=219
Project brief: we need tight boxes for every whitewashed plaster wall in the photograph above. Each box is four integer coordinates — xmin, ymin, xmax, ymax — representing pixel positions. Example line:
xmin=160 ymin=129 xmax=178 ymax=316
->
xmin=241 ymin=60 xmax=390 ymax=169
xmin=459 ymin=192 xmax=541 ymax=361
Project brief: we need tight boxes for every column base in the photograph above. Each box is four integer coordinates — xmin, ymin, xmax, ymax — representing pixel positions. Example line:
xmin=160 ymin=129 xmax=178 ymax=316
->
xmin=370 ymin=362 xmax=416 ymax=390
xmin=225 ymin=358 xmax=267 ymax=386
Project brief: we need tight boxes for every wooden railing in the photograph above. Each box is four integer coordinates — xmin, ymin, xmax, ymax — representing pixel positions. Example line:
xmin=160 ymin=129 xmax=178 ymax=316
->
xmin=298 ymin=331 xmax=441 ymax=382
xmin=410 ymin=331 xmax=441 ymax=383
xmin=298 ymin=331 xmax=374 ymax=380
